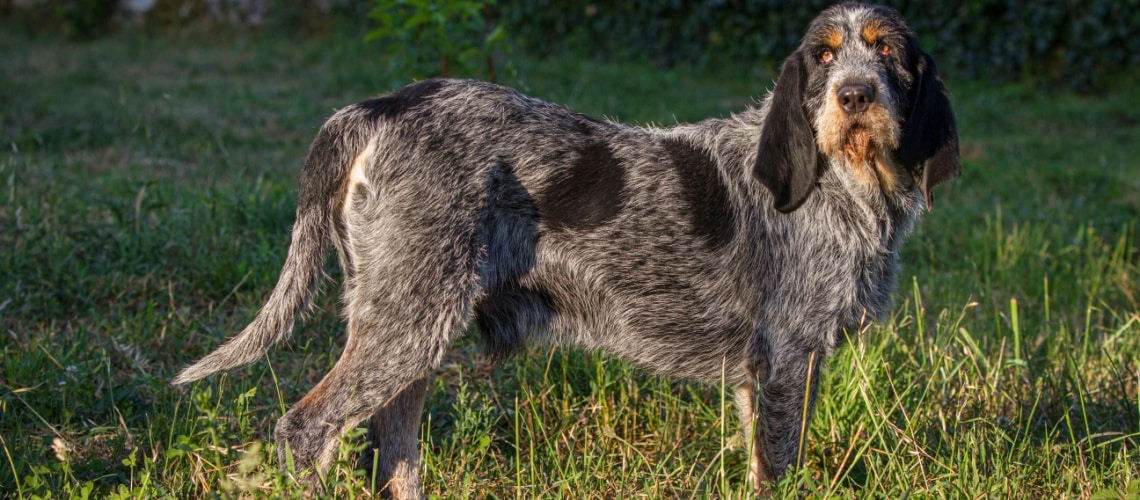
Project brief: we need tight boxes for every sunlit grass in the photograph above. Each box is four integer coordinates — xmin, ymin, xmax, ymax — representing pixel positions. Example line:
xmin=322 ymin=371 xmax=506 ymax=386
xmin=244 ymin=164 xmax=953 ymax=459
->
xmin=1 ymin=26 xmax=1137 ymax=498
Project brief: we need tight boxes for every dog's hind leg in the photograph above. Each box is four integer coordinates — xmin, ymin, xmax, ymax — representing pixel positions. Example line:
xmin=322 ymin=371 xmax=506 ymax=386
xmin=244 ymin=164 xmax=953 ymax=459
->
xmin=271 ymin=310 xmax=449 ymax=489
xmin=273 ymin=269 xmax=478 ymax=492
xmin=274 ymin=169 xmax=492 ymax=491
xmin=363 ymin=377 xmax=430 ymax=498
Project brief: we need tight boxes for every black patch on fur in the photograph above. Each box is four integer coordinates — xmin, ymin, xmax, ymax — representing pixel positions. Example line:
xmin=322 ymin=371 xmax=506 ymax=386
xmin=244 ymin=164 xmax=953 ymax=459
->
xmin=481 ymin=161 xmax=541 ymax=286
xmin=663 ymin=137 xmax=736 ymax=250
xmin=573 ymin=113 xmax=612 ymax=136
xmin=474 ymin=286 xmax=555 ymax=360
xmin=357 ymin=79 xmax=446 ymax=121
xmin=538 ymin=141 xmax=626 ymax=231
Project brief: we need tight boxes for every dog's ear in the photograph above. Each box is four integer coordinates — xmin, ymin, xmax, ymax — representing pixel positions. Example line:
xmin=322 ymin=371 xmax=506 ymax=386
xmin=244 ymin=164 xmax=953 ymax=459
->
xmin=899 ymin=50 xmax=960 ymax=209
xmin=754 ymin=51 xmax=819 ymax=213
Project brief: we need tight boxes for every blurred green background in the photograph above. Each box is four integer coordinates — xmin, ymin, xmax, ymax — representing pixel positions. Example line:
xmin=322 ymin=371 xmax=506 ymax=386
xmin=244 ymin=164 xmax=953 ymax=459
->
xmin=2 ymin=1 xmax=1138 ymax=498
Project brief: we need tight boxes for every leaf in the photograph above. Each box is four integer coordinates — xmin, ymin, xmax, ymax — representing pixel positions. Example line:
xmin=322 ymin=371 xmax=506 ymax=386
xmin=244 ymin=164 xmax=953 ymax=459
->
xmin=485 ymin=25 xmax=506 ymax=44
xmin=1090 ymin=489 xmax=1124 ymax=500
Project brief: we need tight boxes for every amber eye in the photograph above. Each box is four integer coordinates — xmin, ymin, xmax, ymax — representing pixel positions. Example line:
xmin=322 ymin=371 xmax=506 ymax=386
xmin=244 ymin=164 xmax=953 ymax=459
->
xmin=878 ymin=43 xmax=891 ymax=57
xmin=819 ymin=49 xmax=835 ymax=64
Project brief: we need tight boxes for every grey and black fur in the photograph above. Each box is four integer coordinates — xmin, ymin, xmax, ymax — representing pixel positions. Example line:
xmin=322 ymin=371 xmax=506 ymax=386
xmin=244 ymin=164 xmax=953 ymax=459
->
xmin=174 ymin=3 xmax=959 ymax=496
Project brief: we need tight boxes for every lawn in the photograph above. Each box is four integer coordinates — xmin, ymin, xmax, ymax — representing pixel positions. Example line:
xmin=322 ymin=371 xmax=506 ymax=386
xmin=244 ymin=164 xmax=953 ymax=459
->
xmin=1 ymin=25 xmax=1138 ymax=498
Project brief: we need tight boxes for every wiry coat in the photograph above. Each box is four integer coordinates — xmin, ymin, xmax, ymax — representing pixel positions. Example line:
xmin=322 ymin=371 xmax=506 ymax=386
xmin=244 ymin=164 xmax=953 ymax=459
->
xmin=174 ymin=3 xmax=959 ymax=496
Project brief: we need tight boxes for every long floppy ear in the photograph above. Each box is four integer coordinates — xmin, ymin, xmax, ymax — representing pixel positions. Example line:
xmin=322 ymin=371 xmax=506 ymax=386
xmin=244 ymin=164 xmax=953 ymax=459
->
xmin=899 ymin=50 xmax=960 ymax=209
xmin=754 ymin=51 xmax=819 ymax=213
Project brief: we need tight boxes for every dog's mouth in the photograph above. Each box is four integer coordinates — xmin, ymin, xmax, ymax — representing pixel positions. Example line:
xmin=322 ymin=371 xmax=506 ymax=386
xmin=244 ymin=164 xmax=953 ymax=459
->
xmin=821 ymin=111 xmax=905 ymax=192
xmin=833 ymin=115 xmax=897 ymax=165
xmin=816 ymin=101 xmax=900 ymax=164
xmin=840 ymin=123 xmax=878 ymax=163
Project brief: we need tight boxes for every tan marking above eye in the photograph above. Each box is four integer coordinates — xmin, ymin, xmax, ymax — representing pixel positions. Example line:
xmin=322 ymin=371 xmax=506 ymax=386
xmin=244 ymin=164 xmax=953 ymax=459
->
xmin=861 ymin=21 xmax=882 ymax=44
xmin=824 ymin=29 xmax=843 ymax=49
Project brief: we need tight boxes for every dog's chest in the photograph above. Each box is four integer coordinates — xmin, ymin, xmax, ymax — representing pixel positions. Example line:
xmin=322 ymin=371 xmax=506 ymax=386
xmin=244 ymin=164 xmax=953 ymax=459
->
xmin=832 ymin=211 xmax=908 ymax=331
xmin=761 ymin=198 xmax=907 ymax=332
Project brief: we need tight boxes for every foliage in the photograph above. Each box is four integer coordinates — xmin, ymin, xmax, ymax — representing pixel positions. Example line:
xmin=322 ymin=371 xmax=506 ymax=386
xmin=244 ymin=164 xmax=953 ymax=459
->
xmin=500 ymin=0 xmax=1140 ymax=89
xmin=5 ymin=0 xmax=1137 ymax=87
xmin=1 ymin=27 xmax=1138 ymax=497
xmin=0 ymin=0 xmax=118 ymax=39
xmin=60 ymin=0 xmax=117 ymax=39
xmin=367 ymin=0 xmax=510 ymax=80
xmin=0 ymin=0 xmax=370 ymax=36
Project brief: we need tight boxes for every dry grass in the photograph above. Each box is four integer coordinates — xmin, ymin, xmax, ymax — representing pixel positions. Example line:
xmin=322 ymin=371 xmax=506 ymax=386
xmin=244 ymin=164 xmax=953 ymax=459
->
xmin=1 ymin=26 xmax=1138 ymax=498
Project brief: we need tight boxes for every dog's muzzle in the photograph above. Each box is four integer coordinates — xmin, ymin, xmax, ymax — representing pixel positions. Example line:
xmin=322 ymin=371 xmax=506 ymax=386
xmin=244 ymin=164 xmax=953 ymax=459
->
xmin=838 ymin=84 xmax=876 ymax=114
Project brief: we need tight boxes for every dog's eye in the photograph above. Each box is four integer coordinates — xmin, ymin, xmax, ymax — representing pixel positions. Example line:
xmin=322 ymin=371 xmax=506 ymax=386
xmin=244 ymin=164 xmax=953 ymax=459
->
xmin=819 ymin=49 xmax=835 ymax=64
xmin=878 ymin=43 xmax=891 ymax=57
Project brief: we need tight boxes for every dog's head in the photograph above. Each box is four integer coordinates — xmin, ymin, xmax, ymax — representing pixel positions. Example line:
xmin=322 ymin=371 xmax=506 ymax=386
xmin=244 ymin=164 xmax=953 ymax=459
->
xmin=754 ymin=2 xmax=959 ymax=212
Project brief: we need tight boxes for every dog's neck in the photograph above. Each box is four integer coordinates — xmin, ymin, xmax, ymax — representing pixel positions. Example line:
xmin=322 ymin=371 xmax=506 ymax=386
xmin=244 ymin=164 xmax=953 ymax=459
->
xmin=680 ymin=108 xmax=922 ymax=229
xmin=818 ymin=156 xmax=921 ymax=250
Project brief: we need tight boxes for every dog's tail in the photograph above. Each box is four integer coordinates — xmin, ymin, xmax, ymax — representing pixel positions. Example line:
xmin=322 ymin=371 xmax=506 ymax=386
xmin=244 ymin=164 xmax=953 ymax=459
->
xmin=173 ymin=113 xmax=366 ymax=385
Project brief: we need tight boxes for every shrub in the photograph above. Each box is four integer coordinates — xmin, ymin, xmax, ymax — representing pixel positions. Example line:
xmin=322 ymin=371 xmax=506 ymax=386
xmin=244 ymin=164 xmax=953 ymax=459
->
xmin=500 ymin=0 xmax=1140 ymax=89
xmin=367 ymin=0 xmax=509 ymax=81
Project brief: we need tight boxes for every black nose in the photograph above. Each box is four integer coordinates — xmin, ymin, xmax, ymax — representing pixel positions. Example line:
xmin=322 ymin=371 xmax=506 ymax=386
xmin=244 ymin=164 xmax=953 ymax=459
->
xmin=838 ymin=85 xmax=875 ymax=114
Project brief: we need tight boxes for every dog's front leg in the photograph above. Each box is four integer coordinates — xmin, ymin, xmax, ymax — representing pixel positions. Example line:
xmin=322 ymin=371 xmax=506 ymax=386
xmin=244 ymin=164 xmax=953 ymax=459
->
xmin=755 ymin=346 xmax=823 ymax=489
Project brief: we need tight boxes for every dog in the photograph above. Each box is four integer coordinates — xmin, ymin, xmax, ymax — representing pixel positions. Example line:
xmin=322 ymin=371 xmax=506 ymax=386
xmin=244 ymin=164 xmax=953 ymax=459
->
xmin=174 ymin=2 xmax=958 ymax=496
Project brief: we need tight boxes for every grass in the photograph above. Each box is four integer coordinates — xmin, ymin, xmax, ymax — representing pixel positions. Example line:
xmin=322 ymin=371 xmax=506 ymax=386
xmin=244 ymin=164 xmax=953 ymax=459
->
xmin=1 ymin=25 xmax=1138 ymax=498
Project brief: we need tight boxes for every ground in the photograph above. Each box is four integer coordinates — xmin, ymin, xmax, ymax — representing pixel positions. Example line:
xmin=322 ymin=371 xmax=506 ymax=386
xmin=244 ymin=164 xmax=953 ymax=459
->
xmin=1 ymin=27 xmax=1138 ymax=498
